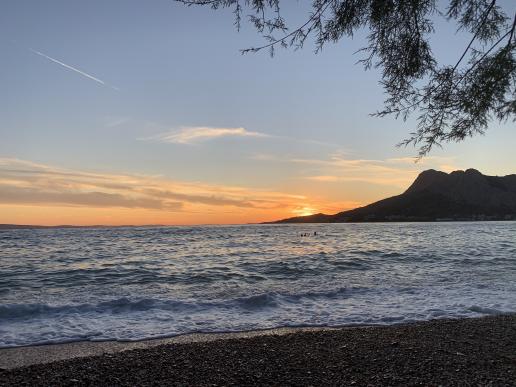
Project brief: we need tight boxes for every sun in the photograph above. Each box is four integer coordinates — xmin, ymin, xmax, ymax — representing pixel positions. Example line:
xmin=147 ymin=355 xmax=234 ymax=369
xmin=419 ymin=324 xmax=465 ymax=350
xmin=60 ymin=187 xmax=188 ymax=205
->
xmin=293 ymin=206 xmax=317 ymax=217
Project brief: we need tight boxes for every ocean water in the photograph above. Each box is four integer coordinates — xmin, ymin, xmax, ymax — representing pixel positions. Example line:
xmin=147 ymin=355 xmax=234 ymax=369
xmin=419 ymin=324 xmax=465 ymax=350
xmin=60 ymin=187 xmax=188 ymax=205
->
xmin=1 ymin=222 xmax=515 ymax=348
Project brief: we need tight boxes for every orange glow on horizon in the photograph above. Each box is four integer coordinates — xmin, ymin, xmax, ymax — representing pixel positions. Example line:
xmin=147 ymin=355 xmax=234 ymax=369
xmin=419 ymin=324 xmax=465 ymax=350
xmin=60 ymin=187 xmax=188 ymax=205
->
xmin=292 ymin=206 xmax=318 ymax=217
xmin=0 ymin=155 xmax=465 ymax=226
xmin=0 ymin=204 xmax=322 ymax=226
xmin=0 ymin=158 xmax=366 ymax=226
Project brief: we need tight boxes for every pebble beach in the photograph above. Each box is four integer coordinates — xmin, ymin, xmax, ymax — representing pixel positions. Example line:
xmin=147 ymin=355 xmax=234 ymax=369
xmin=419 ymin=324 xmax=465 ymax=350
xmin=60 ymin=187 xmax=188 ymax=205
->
xmin=1 ymin=315 xmax=515 ymax=386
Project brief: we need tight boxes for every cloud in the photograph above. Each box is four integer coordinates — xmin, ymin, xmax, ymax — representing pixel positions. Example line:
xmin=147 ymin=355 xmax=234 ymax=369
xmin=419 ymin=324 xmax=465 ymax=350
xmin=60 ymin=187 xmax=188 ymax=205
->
xmin=293 ymin=154 xmax=462 ymax=187
xmin=304 ymin=175 xmax=342 ymax=182
xmin=143 ymin=189 xmax=258 ymax=208
xmin=248 ymin=152 xmax=435 ymax=187
xmin=105 ymin=116 xmax=130 ymax=128
xmin=29 ymin=48 xmax=119 ymax=90
xmin=0 ymin=158 xmax=305 ymax=214
xmin=148 ymin=126 xmax=270 ymax=144
xmin=1 ymin=155 xmax=462 ymax=224
xmin=0 ymin=185 xmax=181 ymax=210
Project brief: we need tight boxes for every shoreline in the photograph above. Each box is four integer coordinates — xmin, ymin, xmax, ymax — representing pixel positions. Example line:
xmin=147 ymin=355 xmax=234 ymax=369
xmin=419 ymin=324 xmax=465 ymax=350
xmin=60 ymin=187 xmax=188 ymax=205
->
xmin=0 ymin=325 xmax=340 ymax=370
xmin=1 ymin=315 xmax=505 ymax=369
xmin=1 ymin=315 xmax=515 ymax=385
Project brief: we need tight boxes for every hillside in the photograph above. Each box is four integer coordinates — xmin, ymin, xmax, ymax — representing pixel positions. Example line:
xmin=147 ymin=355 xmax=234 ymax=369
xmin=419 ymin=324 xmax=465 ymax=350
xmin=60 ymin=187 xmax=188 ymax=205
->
xmin=269 ymin=169 xmax=516 ymax=223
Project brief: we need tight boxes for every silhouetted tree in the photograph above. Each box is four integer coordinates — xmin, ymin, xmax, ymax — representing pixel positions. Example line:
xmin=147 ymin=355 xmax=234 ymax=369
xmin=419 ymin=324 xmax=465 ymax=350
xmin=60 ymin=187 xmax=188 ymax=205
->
xmin=176 ymin=0 xmax=515 ymax=156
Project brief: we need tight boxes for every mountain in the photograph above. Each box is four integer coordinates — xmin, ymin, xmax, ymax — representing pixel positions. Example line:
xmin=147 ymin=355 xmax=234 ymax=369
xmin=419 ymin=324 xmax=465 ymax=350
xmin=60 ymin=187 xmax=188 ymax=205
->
xmin=268 ymin=169 xmax=516 ymax=223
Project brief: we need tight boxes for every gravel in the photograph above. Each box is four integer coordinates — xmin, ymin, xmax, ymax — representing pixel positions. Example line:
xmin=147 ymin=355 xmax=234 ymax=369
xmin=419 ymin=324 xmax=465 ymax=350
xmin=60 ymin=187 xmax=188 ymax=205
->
xmin=1 ymin=315 xmax=515 ymax=386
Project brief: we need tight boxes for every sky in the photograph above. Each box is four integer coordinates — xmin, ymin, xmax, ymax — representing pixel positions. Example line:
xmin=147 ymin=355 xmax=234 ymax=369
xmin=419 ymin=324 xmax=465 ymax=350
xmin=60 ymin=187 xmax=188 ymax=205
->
xmin=1 ymin=0 xmax=515 ymax=226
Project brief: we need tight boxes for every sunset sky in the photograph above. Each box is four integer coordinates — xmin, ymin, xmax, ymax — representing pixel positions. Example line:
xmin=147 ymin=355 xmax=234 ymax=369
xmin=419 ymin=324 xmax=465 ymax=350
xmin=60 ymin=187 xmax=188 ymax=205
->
xmin=1 ymin=0 xmax=515 ymax=225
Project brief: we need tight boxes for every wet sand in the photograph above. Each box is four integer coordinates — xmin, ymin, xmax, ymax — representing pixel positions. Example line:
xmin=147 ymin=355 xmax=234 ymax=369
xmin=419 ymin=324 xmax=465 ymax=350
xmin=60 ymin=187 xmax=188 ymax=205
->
xmin=1 ymin=315 xmax=515 ymax=386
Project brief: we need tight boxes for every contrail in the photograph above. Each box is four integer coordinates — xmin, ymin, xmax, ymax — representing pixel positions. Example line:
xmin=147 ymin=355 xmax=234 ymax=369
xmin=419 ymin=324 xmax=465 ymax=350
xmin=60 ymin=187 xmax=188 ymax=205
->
xmin=29 ymin=48 xmax=119 ymax=90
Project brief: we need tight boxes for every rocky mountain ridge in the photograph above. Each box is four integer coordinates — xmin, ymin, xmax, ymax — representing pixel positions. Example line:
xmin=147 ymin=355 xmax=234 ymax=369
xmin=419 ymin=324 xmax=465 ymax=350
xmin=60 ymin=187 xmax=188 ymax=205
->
xmin=269 ymin=169 xmax=516 ymax=223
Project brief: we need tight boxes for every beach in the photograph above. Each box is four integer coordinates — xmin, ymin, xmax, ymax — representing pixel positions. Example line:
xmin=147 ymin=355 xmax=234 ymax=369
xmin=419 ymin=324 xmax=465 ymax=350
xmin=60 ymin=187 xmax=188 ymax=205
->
xmin=1 ymin=315 xmax=515 ymax=386
xmin=2 ymin=224 xmax=516 ymax=385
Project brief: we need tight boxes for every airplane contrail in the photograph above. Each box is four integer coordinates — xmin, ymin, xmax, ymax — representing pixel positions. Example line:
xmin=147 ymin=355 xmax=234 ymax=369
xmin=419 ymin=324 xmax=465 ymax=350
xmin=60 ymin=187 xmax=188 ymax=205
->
xmin=29 ymin=48 xmax=119 ymax=90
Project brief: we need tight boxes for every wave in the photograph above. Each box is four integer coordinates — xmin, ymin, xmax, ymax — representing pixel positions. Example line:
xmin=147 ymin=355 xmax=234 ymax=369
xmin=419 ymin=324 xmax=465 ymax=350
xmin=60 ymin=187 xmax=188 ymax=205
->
xmin=9 ymin=286 xmax=511 ymax=323
xmin=0 ymin=287 xmax=362 ymax=321
xmin=468 ymin=305 xmax=509 ymax=315
xmin=0 ymin=298 xmax=191 ymax=320
xmin=2 ymin=223 xmax=515 ymax=348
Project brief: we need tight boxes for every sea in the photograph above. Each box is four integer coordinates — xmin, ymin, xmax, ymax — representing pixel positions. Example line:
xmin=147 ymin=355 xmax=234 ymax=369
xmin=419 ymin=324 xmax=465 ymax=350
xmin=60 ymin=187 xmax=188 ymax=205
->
xmin=1 ymin=222 xmax=515 ymax=348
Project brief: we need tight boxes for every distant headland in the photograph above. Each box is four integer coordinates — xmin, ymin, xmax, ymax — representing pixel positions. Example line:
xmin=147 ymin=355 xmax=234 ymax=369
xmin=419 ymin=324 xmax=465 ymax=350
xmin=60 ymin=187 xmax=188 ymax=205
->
xmin=267 ymin=169 xmax=516 ymax=223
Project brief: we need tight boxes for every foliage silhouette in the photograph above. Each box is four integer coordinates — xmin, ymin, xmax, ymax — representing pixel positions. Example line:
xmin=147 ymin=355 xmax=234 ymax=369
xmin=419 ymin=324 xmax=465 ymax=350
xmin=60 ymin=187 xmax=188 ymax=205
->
xmin=176 ymin=0 xmax=515 ymax=156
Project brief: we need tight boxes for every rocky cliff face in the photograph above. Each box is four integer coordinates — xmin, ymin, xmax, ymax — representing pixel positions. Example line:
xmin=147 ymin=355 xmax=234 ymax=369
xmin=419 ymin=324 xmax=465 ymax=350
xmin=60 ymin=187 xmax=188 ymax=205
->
xmin=405 ymin=169 xmax=516 ymax=209
xmin=269 ymin=169 xmax=516 ymax=223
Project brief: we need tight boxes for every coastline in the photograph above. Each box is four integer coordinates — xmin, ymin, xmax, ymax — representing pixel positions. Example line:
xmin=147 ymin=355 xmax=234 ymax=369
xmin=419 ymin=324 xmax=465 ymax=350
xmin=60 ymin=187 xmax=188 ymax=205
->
xmin=1 ymin=315 xmax=515 ymax=385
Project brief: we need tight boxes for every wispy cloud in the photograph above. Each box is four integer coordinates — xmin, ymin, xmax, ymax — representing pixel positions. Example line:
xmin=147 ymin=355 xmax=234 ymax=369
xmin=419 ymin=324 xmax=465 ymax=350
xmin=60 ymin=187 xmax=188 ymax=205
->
xmin=29 ymin=48 xmax=119 ymax=90
xmin=305 ymin=175 xmax=342 ymax=182
xmin=147 ymin=126 xmax=270 ymax=144
xmin=104 ymin=116 xmax=130 ymax=128
xmin=0 ymin=158 xmax=306 ymax=216
xmin=250 ymin=152 xmax=461 ymax=188
xmin=0 ymin=186 xmax=180 ymax=210
xmin=1 ymin=155 xmax=464 ymax=224
xmin=297 ymin=154 xmax=462 ymax=187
